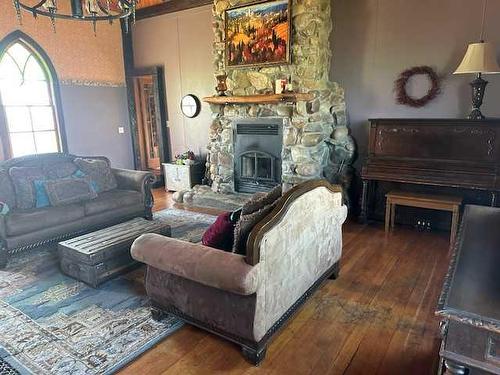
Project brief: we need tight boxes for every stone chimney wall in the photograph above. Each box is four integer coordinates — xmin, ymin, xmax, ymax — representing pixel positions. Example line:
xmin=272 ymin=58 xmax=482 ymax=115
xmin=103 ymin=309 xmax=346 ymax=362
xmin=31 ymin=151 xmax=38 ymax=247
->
xmin=207 ymin=0 xmax=355 ymax=195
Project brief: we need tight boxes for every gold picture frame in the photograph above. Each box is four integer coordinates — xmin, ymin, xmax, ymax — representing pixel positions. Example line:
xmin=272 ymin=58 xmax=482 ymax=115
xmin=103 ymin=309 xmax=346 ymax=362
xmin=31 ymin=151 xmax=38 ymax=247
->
xmin=224 ymin=0 xmax=292 ymax=69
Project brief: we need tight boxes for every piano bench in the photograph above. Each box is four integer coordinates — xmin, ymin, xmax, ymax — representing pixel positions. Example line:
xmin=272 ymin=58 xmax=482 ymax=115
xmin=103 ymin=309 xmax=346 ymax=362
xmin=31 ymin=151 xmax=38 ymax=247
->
xmin=385 ymin=191 xmax=463 ymax=245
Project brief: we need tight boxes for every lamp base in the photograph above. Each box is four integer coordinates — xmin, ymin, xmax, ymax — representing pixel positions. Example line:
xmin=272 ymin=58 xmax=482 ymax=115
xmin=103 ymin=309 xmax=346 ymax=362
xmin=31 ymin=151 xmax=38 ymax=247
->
xmin=468 ymin=73 xmax=488 ymax=120
xmin=468 ymin=108 xmax=485 ymax=120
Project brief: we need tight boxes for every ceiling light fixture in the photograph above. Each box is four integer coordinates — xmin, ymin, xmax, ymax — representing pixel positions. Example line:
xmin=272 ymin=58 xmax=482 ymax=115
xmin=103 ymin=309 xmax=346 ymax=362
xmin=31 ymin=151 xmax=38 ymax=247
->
xmin=12 ymin=0 xmax=138 ymax=34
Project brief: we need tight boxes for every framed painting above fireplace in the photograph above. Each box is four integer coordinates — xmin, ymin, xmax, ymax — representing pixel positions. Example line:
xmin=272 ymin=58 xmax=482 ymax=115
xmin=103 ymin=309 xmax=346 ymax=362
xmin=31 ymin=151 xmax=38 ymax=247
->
xmin=225 ymin=0 xmax=291 ymax=68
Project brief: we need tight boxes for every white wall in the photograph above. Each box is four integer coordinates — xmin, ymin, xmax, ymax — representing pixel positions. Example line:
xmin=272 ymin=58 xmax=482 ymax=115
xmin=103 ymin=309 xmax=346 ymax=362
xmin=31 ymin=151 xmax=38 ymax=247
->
xmin=132 ymin=5 xmax=214 ymax=160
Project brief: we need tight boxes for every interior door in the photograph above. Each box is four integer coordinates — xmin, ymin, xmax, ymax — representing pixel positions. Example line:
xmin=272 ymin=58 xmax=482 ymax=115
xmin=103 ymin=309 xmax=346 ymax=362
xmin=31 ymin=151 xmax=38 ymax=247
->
xmin=130 ymin=67 xmax=169 ymax=185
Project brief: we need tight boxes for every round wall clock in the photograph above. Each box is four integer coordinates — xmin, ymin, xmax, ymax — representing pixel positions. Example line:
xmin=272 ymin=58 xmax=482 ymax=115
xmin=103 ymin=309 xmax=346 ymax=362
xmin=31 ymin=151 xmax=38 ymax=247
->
xmin=180 ymin=94 xmax=201 ymax=118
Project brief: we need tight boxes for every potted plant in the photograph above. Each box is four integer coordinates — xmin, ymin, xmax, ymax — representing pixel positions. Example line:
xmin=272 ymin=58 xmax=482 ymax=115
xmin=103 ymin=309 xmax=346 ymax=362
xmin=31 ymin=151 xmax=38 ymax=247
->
xmin=174 ymin=151 xmax=196 ymax=165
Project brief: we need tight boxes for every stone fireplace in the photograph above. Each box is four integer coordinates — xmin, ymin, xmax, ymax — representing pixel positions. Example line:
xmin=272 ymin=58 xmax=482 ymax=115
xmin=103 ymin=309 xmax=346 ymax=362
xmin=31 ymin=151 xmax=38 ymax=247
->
xmin=206 ymin=0 xmax=355 ymax=199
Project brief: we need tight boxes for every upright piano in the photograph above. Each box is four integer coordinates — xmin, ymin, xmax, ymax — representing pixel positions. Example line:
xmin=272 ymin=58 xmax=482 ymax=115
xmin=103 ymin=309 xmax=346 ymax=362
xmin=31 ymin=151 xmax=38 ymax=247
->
xmin=360 ymin=119 xmax=500 ymax=222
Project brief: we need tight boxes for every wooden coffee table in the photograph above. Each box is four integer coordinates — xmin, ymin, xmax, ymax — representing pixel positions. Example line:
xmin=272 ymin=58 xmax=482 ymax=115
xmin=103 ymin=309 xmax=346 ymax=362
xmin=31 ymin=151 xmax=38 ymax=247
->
xmin=58 ymin=218 xmax=171 ymax=287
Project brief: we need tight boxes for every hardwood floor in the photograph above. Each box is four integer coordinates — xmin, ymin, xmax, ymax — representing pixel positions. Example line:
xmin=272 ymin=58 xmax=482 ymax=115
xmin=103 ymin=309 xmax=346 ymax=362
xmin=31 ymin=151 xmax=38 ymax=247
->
xmin=120 ymin=188 xmax=449 ymax=375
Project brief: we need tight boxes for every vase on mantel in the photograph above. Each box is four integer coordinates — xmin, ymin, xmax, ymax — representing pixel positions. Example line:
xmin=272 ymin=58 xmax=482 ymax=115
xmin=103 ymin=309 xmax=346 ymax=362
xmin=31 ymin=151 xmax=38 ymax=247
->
xmin=216 ymin=74 xmax=228 ymax=96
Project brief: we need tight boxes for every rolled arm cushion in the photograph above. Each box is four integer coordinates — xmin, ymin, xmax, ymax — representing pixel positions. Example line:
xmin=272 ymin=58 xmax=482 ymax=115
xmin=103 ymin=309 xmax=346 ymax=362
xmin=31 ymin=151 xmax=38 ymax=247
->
xmin=112 ymin=168 xmax=154 ymax=195
xmin=131 ymin=233 xmax=259 ymax=295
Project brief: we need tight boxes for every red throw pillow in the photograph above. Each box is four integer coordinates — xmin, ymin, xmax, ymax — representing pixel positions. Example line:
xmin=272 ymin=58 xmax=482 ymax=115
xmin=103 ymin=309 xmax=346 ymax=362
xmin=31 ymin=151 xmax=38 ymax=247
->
xmin=202 ymin=212 xmax=235 ymax=251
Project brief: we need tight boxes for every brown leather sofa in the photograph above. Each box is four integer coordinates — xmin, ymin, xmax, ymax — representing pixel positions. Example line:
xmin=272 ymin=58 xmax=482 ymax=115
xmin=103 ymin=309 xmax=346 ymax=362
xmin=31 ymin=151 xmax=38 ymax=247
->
xmin=131 ymin=180 xmax=347 ymax=365
xmin=0 ymin=153 xmax=154 ymax=268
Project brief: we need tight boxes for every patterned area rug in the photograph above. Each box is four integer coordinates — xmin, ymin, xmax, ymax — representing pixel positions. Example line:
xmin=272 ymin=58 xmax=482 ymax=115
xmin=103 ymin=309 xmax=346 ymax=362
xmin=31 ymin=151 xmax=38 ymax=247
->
xmin=0 ymin=209 xmax=216 ymax=375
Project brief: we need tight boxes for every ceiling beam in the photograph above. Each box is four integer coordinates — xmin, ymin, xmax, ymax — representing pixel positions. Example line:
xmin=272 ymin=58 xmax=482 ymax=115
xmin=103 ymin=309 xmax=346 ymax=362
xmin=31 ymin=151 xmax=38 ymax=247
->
xmin=136 ymin=0 xmax=213 ymax=20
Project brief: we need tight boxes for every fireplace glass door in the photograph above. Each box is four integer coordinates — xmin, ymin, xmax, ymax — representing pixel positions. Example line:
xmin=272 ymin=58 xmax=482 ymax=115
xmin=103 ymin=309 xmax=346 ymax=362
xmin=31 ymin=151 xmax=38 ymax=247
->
xmin=234 ymin=118 xmax=283 ymax=193
xmin=241 ymin=151 xmax=275 ymax=182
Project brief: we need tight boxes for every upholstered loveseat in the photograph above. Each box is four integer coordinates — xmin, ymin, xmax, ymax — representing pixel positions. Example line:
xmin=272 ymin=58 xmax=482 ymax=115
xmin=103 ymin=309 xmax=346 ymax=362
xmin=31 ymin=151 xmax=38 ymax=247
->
xmin=131 ymin=180 xmax=347 ymax=365
xmin=0 ymin=153 xmax=155 ymax=268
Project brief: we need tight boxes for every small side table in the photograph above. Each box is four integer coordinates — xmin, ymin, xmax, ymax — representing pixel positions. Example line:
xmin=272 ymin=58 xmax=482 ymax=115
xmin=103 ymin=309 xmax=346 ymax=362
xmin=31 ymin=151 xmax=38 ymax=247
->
xmin=385 ymin=191 xmax=462 ymax=245
xmin=163 ymin=162 xmax=203 ymax=192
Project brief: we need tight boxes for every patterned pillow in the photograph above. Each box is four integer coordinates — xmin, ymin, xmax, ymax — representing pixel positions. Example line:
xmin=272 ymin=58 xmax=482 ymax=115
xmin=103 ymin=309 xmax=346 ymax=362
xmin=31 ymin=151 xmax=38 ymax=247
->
xmin=0 ymin=202 xmax=9 ymax=216
xmin=73 ymin=169 xmax=99 ymax=192
xmin=241 ymin=184 xmax=282 ymax=215
xmin=73 ymin=158 xmax=117 ymax=193
xmin=8 ymin=167 xmax=46 ymax=210
xmin=43 ymin=161 xmax=78 ymax=179
xmin=33 ymin=180 xmax=51 ymax=208
xmin=232 ymin=202 xmax=277 ymax=255
xmin=43 ymin=177 xmax=98 ymax=207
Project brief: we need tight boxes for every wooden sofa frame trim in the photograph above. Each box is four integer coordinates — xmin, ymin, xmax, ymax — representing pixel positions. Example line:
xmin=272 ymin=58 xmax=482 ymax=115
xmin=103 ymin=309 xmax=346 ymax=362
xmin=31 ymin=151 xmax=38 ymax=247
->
xmin=245 ymin=179 xmax=343 ymax=266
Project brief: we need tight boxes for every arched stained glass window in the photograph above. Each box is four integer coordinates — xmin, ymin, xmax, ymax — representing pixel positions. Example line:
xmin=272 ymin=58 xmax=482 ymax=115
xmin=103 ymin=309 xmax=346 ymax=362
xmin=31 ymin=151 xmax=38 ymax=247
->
xmin=0 ymin=39 xmax=62 ymax=158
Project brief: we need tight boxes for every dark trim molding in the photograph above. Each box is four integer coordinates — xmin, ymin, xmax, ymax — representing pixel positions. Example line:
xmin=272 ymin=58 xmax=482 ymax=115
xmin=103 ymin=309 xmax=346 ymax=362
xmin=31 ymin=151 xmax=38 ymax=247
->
xmin=0 ymin=30 xmax=68 ymax=158
xmin=120 ymin=19 xmax=140 ymax=171
xmin=136 ymin=0 xmax=212 ymax=20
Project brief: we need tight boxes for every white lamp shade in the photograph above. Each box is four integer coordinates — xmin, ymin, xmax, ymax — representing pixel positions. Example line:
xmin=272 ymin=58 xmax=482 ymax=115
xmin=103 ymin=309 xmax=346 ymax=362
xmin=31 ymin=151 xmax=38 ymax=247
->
xmin=453 ymin=42 xmax=500 ymax=75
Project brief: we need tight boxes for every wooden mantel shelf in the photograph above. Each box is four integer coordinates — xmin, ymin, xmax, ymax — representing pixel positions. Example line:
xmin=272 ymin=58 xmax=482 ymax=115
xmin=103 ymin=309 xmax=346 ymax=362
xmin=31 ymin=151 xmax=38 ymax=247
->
xmin=203 ymin=93 xmax=314 ymax=105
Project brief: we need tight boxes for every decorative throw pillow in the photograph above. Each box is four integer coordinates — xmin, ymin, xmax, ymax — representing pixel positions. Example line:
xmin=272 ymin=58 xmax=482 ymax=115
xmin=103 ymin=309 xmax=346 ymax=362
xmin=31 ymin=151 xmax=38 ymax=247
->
xmin=73 ymin=169 xmax=99 ymax=192
xmin=232 ymin=202 xmax=277 ymax=255
xmin=241 ymin=184 xmax=282 ymax=215
xmin=43 ymin=161 xmax=78 ymax=179
xmin=43 ymin=176 xmax=98 ymax=207
xmin=202 ymin=212 xmax=235 ymax=252
xmin=0 ymin=202 xmax=9 ymax=216
xmin=8 ymin=167 xmax=46 ymax=210
xmin=73 ymin=158 xmax=117 ymax=193
xmin=33 ymin=180 xmax=51 ymax=208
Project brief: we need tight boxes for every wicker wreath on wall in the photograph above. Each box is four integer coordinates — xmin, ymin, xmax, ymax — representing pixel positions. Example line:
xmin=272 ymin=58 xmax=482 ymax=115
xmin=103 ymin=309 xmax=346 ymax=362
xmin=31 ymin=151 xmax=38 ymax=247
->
xmin=394 ymin=66 xmax=441 ymax=108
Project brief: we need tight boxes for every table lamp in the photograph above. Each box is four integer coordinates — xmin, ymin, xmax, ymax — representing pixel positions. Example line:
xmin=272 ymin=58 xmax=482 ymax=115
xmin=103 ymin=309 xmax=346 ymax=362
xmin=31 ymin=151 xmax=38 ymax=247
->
xmin=453 ymin=41 xmax=500 ymax=119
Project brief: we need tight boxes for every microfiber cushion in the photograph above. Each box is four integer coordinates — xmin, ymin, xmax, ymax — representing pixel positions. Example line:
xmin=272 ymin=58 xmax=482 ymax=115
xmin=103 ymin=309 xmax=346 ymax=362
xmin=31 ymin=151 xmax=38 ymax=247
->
xmin=73 ymin=158 xmax=117 ymax=193
xmin=202 ymin=212 xmax=235 ymax=252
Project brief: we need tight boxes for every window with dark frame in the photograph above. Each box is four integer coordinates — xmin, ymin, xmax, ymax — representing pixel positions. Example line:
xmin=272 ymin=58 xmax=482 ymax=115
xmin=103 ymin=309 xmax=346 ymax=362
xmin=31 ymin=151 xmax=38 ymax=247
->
xmin=0 ymin=41 xmax=61 ymax=158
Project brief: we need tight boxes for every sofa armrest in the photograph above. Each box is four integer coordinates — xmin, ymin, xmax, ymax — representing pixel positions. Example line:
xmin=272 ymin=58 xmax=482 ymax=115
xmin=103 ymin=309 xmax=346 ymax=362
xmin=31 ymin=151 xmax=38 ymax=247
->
xmin=0 ymin=216 xmax=7 ymax=268
xmin=131 ymin=233 xmax=259 ymax=295
xmin=112 ymin=168 xmax=154 ymax=192
xmin=112 ymin=168 xmax=155 ymax=219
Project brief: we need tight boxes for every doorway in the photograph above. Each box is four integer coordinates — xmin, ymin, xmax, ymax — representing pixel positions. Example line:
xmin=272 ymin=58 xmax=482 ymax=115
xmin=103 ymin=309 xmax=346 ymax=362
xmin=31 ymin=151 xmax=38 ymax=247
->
xmin=130 ymin=66 xmax=169 ymax=186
